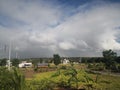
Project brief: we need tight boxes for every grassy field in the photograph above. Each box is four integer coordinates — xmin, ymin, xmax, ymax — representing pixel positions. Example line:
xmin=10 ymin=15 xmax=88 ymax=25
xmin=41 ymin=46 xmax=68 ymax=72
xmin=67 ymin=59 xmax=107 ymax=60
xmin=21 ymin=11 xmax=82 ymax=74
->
xmin=25 ymin=64 xmax=120 ymax=90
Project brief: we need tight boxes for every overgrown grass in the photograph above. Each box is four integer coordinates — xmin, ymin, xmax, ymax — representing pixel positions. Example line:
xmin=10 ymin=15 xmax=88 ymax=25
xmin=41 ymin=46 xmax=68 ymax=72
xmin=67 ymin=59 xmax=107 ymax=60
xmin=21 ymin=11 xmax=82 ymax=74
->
xmin=34 ymin=71 xmax=55 ymax=80
xmin=98 ymin=75 xmax=120 ymax=90
xmin=26 ymin=65 xmax=120 ymax=90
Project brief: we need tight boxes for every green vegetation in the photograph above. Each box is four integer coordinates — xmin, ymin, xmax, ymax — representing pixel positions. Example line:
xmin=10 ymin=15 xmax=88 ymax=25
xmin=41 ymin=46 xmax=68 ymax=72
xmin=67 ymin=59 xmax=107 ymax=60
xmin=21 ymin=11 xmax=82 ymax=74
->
xmin=25 ymin=64 xmax=120 ymax=90
xmin=102 ymin=49 xmax=117 ymax=69
xmin=0 ymin=58 xmax=7 ymax=66
xmin=87 ymin=62 xmax=105 ymax=71
xmin=53 ymin=54 xmax=61 ymax=66
xmin=0 ymin=50 xmax=120 ymax=90
xmin=0 ymin=67 xmax=26 ymax=90
xmin=11 ymin=58 xmax=20 ymax=67
xmin=0 ymin=64 xmax=120 ymax=90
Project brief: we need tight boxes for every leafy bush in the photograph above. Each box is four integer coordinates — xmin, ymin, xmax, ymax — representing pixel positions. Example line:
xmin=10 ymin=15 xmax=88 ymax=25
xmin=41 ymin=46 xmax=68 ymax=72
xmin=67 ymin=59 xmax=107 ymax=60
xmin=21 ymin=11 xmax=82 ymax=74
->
xmin=0 ymin=67 xmax=26 ymax=90
xmin=34 ymin=66 xmax=38 ymax=72
xmin=59 ymin=65 xmax=67 ymax=70
xmin=118 ymin=65 xmax=120 ymax=72
xmin=51 ymin=66 xmax=79 ymax=89
xmin=88 ymin=63 xmax=105 ymax=71
xmin=28 ymin=78 xmax=55 ymax=90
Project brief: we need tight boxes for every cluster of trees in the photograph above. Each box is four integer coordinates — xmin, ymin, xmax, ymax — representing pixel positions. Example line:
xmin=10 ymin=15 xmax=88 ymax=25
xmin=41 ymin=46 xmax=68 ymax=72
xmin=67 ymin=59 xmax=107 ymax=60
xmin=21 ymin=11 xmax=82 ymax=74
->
xmin=86 ymin=49 xmax=120 ymax=72
xmin=0 ymin=58 xmax=20 ymax=67
xmin=0 ymin=50 xmax=119 ymax=90
xmin=102 ymin=49 xmax=120 ymax=71
xmin=0 ymin=50 xmax=119 ymax=71
xmin=53 ymin=51 xmax=120 ymax=72
xmin=0 ymin=58 xmax=7 ymax=66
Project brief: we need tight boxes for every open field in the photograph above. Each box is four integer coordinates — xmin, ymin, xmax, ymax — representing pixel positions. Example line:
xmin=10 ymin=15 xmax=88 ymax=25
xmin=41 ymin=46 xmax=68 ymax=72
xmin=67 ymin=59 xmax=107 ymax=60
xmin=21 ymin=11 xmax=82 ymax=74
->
xmin=23 ymin=64 xmax=120 ymax=90
xmin=0 ymin=63 xmax=120 ymax=90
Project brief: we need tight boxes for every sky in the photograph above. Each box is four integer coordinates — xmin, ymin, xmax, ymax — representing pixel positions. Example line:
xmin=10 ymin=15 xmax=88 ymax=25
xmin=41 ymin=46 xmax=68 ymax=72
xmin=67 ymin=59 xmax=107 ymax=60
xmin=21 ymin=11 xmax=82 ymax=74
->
xmin=0 ymin=0 xmax=120 ymax=58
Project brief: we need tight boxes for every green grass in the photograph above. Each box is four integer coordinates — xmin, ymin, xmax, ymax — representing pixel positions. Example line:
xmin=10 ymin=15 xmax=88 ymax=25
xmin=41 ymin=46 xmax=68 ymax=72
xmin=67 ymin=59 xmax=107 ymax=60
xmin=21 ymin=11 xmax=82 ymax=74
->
xmin=33 ymin=71 xmax=55 ymax=80
xmin=25 ymin=64 xmax=120 ymax=90
xmin=98 ymin=75 xmax=120 ymax=90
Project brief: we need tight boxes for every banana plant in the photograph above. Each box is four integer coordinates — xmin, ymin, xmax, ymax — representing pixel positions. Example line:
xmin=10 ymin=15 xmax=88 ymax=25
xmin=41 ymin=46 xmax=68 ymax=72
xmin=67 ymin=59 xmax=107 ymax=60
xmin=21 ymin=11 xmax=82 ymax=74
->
xmin=0 ymin=67 xmax=26 ymax=90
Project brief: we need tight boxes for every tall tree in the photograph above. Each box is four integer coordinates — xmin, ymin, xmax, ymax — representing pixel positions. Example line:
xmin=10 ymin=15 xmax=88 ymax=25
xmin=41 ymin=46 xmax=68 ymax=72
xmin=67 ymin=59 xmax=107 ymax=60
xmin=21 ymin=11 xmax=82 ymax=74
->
xmin=53 ymin=54 xmax=61 ymax=66
xmin=102 ymin=49 xmax=117 ymax=69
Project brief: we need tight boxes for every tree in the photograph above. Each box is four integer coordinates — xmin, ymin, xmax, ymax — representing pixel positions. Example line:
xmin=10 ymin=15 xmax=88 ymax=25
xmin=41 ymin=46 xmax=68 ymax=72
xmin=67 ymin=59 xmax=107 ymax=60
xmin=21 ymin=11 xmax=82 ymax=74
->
xmin=53 ymin=54 xmax=61 ymax=66
xmin=11 ymin=58 xmax=19 ymax=67
xmin=0 ymin=58 xmax=7 ymax=66
xmin=115 ymin=56 xmax=120 ymax=63
xmin=102 ymin=49 xmax=117 ymax=69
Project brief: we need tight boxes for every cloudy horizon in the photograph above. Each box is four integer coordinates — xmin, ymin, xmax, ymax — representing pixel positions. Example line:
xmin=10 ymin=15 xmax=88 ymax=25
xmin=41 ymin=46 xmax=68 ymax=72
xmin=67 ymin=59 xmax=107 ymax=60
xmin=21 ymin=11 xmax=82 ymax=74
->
xmin=0 ymin=0 xmax=120 ymax=58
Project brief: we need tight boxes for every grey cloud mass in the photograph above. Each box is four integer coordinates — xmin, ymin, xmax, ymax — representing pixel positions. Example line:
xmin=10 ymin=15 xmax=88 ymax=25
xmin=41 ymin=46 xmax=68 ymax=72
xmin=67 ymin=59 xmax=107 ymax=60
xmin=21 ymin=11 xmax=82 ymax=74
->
xmin=0 ymin=0 xmax=120 ymax=58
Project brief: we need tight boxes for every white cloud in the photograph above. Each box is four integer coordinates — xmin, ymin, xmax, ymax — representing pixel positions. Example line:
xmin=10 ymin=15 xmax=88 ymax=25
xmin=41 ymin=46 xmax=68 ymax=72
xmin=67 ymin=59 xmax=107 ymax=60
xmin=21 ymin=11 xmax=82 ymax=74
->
xmin=0 ymin=0 xmax=120 ymax=57
xmin=100 ymin=29 xmax=120 ymax=50
xmin=0 ymin=0 xmax=61 ymax=30
xmin=53 ymin=3 xmax=120 ymax=51
xmin=59 ymin=42 xmax=76 ymax=50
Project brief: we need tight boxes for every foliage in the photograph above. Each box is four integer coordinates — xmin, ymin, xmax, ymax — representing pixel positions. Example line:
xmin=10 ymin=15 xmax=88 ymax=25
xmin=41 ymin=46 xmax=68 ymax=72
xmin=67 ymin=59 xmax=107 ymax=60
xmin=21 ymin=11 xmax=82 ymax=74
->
xmin=81 ymin=57 xmax=104 ymax=63
xmin=64 ymin=67 xmax=79 ymax=88
xmin=0 ymin=58 xmax=7 ymax=66
xmin=11 ymin=58 xmax=20 ymax=67
xmin=98 ymin=75 xmax=120 ymax=90
xmin=26 ymin=65 xmax=120 ymax=90
xmin=115 ymin=56 xmax=120 ymax=63
xmin=82 ymin=72 xmax=99 ymax=90
xmin=31 ymin=59 xmax=39 ymax=68
xmin=102 ymin=49 xmax=117 ymax=69
xmin=88 ymin=62 xmax=105 ymax=71
xmin=0 ymin=67 xmax=26 ymax=90
xmin=51 ymin=69 xmax=69 ymax=88
xmin=33 ymin=66 xmax=38 ymax=72
xmin=69 ymin=60 xmax=74 ymax=66
xmin=11 ymin=68 xmax=26 ymax=90
xmin=59 ymin=65 xmax=67 ymax=69
xmin=26 ymin=71 xmax=56 ymax=90
xmin=28 ymin=78 xmax=55 ymax=90
xmin=0 ymin=67 xmax=12 ymax=90
xmin=51 ymin=66 xmax=79 ymax=89
xmin=53 ymin=54 xmax=61 ymax=66
xmin=0 ymin=62 xmax=120 ymax=90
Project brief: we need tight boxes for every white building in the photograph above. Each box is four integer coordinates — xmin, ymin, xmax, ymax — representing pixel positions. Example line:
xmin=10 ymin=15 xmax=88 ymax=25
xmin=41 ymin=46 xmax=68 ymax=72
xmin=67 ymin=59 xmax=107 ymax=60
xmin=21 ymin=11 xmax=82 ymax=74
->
xmin=63 ymin=59 xmax=70 ymax=64
xmin=19 ymin=61 xmax=32 ymax=68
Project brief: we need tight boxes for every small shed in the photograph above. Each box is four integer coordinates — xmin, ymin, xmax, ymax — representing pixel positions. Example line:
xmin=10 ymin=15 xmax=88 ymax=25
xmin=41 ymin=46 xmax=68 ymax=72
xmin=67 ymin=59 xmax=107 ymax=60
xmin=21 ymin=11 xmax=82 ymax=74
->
xmin=37 ymin=63 xmax=48 ymax=68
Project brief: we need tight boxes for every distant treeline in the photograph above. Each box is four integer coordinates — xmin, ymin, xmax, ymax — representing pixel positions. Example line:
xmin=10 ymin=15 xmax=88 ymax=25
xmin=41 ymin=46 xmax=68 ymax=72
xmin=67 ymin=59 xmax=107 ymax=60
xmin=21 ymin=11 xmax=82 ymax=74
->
xmin=81 ymin=57 xmax=120 ymax=63
xmin=0 ymin=56 xmax=120 ymax=67
xmin=33 ymin=56 xmax=120 ymax=64
xmin=16 ymin=56 xmax=120 ymax=64
xmin=14 ymin=56 xmax=120 ymax=63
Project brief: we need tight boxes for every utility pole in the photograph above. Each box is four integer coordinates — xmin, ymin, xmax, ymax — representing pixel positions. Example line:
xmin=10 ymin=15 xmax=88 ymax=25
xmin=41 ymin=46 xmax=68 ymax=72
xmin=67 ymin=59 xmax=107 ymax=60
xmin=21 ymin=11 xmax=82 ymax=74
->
xmin=8 ymin=42 xmax=11 ymax=70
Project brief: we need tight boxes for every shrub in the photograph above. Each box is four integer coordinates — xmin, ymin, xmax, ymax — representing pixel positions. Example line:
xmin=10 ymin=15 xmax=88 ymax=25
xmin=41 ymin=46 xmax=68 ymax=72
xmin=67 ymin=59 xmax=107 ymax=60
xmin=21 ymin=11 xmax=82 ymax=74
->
xmin=59 ymin=65 xmax=67 ymax=70
xmin=29 ymin=78 xmax=55 ymax=90
xmin=34 ymin=66 xmax=38 ymax=72
xmin=0 ymin=67 xmax=26 ymax=90
xmin=88 ymin=63 xmax=105 ymax=71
